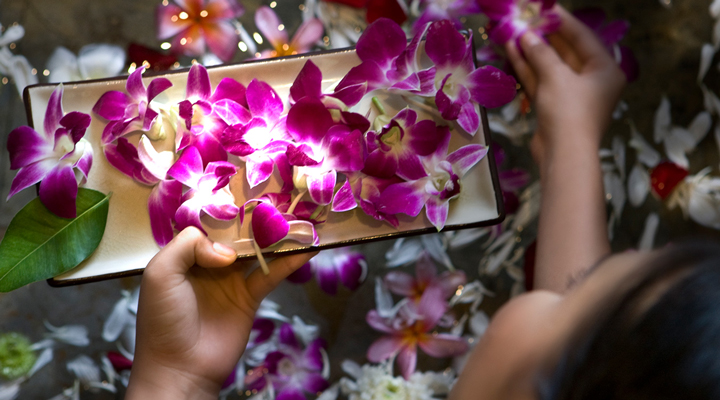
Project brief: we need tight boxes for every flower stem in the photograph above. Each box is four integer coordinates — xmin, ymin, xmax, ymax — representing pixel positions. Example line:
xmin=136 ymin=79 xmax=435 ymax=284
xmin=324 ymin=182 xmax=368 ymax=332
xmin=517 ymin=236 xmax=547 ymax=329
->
xmin=252 ymin=238 xmax=271 ymax=275
xmin=310 ymin=205 xmax=325 ymax=221
xmin=402 ymin=95 xmax=445 ymax=120
xmin=372 ymin=96 xmax=386 ymax=115
xmin=287 ymin=190 xmax=307 ymax=215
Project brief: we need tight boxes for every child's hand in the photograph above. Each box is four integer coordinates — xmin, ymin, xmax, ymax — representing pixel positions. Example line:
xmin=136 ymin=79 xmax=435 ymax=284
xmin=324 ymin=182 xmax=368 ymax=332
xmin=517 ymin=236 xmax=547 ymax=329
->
xmin=126 ymin=227 xmax=316 ymax=400
xmin=505 ymin=6 xmax=626 ymax=169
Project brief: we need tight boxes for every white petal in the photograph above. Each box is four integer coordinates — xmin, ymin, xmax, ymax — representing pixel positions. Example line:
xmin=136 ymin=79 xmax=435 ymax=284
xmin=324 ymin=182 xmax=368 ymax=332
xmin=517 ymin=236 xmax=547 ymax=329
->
xmin=469 ymin=311 xmax=490 ymax=337
xmin=385 ymin=238 xmax=423 ymax=267
xmin=77 ymin=44 xmax=126 ymax=79
xmin=256 ymin=299 xmax=290 ymax=322
xmin=702 ymin=84 xmax=720 ymax=115
xmin=638 ymin=212 xmax=660 ymax=251
xmin=688 ymin=176 xmax=720 ymax=229
xmin=201 ymin=53 xmax=223 ymax=67
xmin=421 ymin=234 xmax=453 ymax=270
xmin=712 ymin=0 xmax=720 ymax=18
xmin=629 ymin=124 xmax=661 ymax=168
xmin=604 ymin=172 xmax=626 ymax=221
xmin=340 ymin=360 xmax=363 ymax=380
xmin=46 ymin=46 xmax=81 ymax=83
xmin=628 ymin=164 xmax=650 ymax=207
xmin=612 ymin=136 xmax=626 ymax=179
xmin=688 ymin=111 xmax=712 ymax=144
xmin=66 ymin=355 xmax=101 ymax=386
xmin=713 ymin=19 xmax=720 ymax=49
xmin=44 ymin=321 xmax=90 ymax=347
xmin=699 ymin=43 xmax=716 ymax=82
xmin=6 ymin=53 xmax=37 ymax=96
xmin=28 ymin=347 xmax=54 ymax=377
xmin=447 ymin=228 xmax=490 ymax=249
xmin=128 ymin=287 xmax=140 ymax=314
xmin=317 ymin=385 xmax=339 ymax=400
xmin=374 ymin=277 xmax=395 ymax=318
xmin=291 ymin=316 xmax=319 ymax=345
xmin=0 ymin=382 xmax=20 ymax=400
xmin=501 ymin=96 xmax=521 ymax=121
xmin=654 ymin=96 xmax=672 ymax=144
xmin=0 ymin=25 xmax=25 ymax=46
xmin=612 ymin=100 xmax=628 ymax=119
xmin=102 ymin=296 xmax=131 ymax=342
xmin=664 ymin=132 xmax=692 ymax=169
xmin=482 ymin=237 xmax=516 ymax=275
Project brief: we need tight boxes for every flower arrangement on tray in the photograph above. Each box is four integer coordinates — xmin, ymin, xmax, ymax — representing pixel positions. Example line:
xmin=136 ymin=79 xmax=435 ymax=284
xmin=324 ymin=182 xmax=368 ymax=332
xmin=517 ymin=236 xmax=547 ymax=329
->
xmin=0 ymin=16 xmax=516 ymax=292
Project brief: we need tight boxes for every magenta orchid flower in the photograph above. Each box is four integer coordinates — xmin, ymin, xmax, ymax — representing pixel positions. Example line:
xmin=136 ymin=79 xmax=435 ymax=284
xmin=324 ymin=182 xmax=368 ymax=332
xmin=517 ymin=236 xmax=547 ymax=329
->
xmin=243 ymin=193 xmax=321 ymax=249
xmin=7 ymin=85 xmax=93 ymax=219
xmin=92 ymin=66 xmax=173 ymax=145
xmin=290 ymin=59 xmax=366 ymax=110
xmin=384 ymin=254 xmax=466 ymax=301
xmin=219 ymin=78 xmax=297 ymax=191
xmin=177 ymin=63 xmax=252 ymax=165
xmin=574 ymin=7 xmax=639 ymax=82
xmin=286 ymin=97 xmax=367 ymax=206
xmin=377 ymin=136 xmax=488 ymax=231
xmin=254 ymin=6 xmax=324 ymax=59
xmin=425 ymin=20 xmax=517 ymax=134
xmin=364 ymin=109 xmax=451 ymax=180
xmin=156 ymin=0 xmax=243 ymax=62
xmin=412 ymin=0 xmax=482 ymax=33
xmin=167 ymin=146 xmax=239 ymax=234
xmin=245 ymin=323 xmax=329 ymax=400
xmin=337 ymin=18 xmax=436 ymax=96
xmin=477 ymin=0 xmax=561 ymax=45
xmin=287 ymin=247 xmax=367 ymax=294
xmin=366 ymin=286 xmax=468 ymax=379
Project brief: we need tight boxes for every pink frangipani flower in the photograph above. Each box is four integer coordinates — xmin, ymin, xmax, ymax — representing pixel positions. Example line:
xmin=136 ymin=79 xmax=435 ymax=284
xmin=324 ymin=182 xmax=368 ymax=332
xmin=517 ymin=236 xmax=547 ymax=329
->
xmin=167 ymin=145 xmax=239 ymax=234
xmin=92 ymin=66 xmax=173 ymax=145
xmin=255 ymin=6 xmax=324 ymax=58
xmin=477 ymin=0 xmax=561 ymax=45
xmin=7 ymin=84 xmax=93 ymax=219
xmin=377 ymin=136 xmax=488 ymax=231
xmin=384 ymin=254 xmax=466 ymax=301
xmin=287 ymin=247 xmax=367 ymax=294
xmin=366 ymin=286 xmax=468 ymax=379
xmin=156 ymin=0 xmax=243 ymax=62
xmin=425 ymin=20 xmax=517 ymax=134
xmin=245 ymin=323 xmax=329 ymax=400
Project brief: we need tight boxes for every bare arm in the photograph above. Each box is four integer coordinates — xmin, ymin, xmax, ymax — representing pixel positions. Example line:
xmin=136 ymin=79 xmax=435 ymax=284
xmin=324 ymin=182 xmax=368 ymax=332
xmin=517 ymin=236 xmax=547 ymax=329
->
xmin=505 ymin=7 xmax=626 ymax=293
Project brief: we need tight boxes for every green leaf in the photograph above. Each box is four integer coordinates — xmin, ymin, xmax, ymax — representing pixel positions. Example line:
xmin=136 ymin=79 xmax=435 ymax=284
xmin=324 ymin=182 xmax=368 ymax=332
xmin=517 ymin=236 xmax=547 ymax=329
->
xmin=0 ymin=188 xmax=110 ymax=292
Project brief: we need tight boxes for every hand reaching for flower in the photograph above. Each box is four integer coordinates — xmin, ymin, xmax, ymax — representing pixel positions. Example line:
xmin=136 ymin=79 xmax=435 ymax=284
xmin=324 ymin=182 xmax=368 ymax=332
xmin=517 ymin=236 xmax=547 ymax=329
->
xmin=504 ymin=5 xmax=626 ymax=169
xmin=126 ymin=227 xmax=316 ymax=400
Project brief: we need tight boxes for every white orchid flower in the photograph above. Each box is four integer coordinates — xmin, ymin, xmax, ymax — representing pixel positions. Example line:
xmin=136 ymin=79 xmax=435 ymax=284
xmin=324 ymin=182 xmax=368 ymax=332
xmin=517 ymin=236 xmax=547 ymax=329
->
xmin=47 ymin=44 xmax=125 ymax=83
xmin=0 ymin=24 xmax=37 ymax=97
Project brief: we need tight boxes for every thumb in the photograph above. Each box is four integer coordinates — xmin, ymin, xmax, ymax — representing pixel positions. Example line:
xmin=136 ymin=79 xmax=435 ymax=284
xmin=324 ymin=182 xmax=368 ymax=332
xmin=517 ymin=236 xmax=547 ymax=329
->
xmin=519 ymin=31 xmax=563 ymax=80
xmin=145 ymin=227 xmax=237 ymax=277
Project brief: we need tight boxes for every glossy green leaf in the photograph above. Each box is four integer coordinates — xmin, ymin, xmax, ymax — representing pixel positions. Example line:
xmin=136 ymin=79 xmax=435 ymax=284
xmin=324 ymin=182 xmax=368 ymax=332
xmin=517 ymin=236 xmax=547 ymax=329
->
xmin=0 ymin=189 xmax=110 ymax=292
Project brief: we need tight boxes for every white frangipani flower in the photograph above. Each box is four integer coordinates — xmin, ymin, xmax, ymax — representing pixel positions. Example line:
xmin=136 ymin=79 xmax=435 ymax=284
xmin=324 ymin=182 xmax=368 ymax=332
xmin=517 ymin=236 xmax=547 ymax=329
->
xmin=47 ymin=44 xmax=125 ymax=83
xmin=66 ymin=355 xmax=116 ymax=393
xmin=340 ymin=360 xmax=454 ymax=400
xmin=386 ymin=235 xmax=453 ymax=270
xmin=669 ymin=168 xmax=720 ymax=229
xmin=653 ymin=96 xmax=712 ymax=169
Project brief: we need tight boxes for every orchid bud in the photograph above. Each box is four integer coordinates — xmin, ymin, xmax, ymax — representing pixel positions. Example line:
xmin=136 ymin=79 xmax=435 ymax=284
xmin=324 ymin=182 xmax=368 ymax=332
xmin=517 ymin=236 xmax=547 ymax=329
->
xmin=293 ymin=167 xmax=308 ymax=191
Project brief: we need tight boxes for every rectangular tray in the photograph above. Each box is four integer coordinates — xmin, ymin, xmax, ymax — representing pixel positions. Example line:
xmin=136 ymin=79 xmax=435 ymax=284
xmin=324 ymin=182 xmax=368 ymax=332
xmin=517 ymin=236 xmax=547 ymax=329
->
xmin=22 ymin=46 xmax=505 ymax=287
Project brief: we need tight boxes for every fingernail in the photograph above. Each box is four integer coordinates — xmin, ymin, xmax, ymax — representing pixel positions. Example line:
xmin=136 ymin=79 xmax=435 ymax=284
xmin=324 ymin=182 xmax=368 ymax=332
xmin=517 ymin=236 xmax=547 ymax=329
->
xmin=213 ymin=242 xmax=237 ymax=257
xmin=522 ymin=31 xmax=541 ymax=47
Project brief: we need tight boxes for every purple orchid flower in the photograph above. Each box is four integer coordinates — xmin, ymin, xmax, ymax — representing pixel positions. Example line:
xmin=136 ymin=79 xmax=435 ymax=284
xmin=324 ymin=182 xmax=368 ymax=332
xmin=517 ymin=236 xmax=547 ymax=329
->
xmin=177 ymin=63 xmax=250 ymax=165
xmin=286 ymin=97 xmax=367 ymax=206
xmin=336 ymin=18 xmax=436 ymax=96
xmin=366 ymin=286 xmax=468 ymax=379
xmin=376 ymin=135 xmax=488 ymax=231
xmin=334 ymin=174 xmax=404 ymax=228
xmin=287 ymin=247 xmax=367 ymax=295
xmin=574 ymin=7 xmax=639 ymax=82
xmin=384 ymin=254 xmax=466 ymax=301
xmin=7 ymin=85 xmax=93 ymax=219
xmin=245 ymin=323 xmax=329 ymax=400
xmin=477 ymin=0 xmax=561 ymax=45
xmin=243 ymin=193 xmax=321 ymax=249
xmin=92 ymin=66 xmax=173 ymax=145
xmin=156 ymin=0 xmax=243 ymax=62
xmin=219 ymin=78 xmax=296 ymax=191
xmin=364 ymin=109 xmax=451 ymax=180
xmin=290 ymin=59 xmax=366 ymax=110
xmin=167 ymin=145 xmax=239 ymax=234
xmin=412 ymin=0 xmax=482 ymax=33
xmin=255 ymin=6 xmax=324 ymax=58
xmin=425 ymin=20 xmax=517 ymax=134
